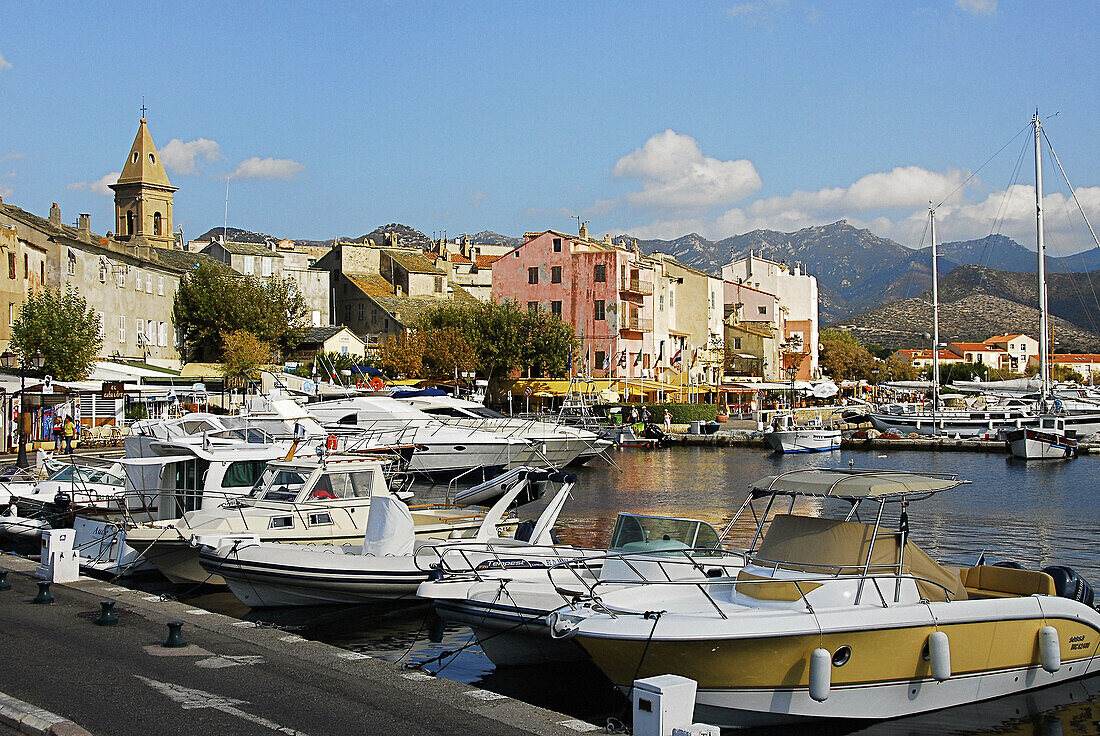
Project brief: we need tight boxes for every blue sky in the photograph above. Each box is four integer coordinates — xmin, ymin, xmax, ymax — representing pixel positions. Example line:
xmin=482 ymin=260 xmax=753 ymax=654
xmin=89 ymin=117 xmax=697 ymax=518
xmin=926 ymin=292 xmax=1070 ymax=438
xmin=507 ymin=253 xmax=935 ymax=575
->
xmin=1 ymin=1 xmax=1097 ymax=252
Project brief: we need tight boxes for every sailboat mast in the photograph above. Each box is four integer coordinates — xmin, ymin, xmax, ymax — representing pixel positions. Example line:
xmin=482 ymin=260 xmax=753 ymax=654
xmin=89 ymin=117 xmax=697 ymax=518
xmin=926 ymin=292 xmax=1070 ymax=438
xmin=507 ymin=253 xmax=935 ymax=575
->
xmin=930 ymin=205 xmax=940 ymax=432
xmin=1034 ymin=112 xmax=1050 ymax=400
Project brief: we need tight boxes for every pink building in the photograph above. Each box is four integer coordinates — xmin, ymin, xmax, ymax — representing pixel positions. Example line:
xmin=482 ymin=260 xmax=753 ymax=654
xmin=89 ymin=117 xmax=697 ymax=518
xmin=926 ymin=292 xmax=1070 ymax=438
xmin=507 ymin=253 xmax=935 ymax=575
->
xmin=491 ymin=229 xmax=666 ymax=378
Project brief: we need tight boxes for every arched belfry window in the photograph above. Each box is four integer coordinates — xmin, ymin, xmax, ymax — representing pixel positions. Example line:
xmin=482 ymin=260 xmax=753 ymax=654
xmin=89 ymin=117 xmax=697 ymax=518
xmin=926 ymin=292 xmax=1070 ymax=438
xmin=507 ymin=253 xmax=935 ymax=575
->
xmin=154 ymin=212 xmax=162 ymax=236
xmin=126 ymin=210 xmax=135 ymax=235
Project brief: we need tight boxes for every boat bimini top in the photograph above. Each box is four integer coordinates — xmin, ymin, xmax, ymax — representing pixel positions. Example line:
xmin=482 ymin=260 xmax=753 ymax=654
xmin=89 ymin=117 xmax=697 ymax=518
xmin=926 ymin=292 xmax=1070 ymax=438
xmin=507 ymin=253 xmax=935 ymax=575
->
xmin=746 ymin=468 xmax=969 ymax=502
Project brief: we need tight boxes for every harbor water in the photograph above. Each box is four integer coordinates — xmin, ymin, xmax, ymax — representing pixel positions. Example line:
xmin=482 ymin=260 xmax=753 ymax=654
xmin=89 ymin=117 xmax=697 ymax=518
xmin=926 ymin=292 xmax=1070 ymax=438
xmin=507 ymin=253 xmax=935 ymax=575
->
xmin=178 ymin=445 xmax=1100 ymax=735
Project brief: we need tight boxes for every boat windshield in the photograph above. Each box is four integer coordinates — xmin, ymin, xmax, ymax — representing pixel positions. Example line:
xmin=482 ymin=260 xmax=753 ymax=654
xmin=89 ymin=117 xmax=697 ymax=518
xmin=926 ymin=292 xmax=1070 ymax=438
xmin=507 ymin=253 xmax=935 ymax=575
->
xmin=256 ymin=469 xmax=310 ymax=502
xmin=609 ymin=513 xmax=720 ymax=553
xmin=306 ymin=470 xmax=375 ymax=500
xmin=47 ymin=465 xmax=126 ymax=488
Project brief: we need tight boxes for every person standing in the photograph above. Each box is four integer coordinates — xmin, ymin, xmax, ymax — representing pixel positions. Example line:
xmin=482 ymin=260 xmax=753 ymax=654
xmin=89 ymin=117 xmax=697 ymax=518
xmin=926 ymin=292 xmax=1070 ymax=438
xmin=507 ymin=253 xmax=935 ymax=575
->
xmin=63 ymin=416 xmax=76 ymax=455
xmin=663 ymin=408 xmax=672 ymax=431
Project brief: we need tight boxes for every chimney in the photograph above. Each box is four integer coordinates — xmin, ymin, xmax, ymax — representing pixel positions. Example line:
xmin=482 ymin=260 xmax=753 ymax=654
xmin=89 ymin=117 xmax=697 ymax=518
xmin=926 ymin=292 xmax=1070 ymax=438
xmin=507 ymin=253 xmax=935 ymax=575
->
xmin=78 ymin=214 xmax=91 ymax=242
xmin=578 ymin=222 xmax=588 ymax=240
xmin=604 ymin=233 xmax=612 ymax=245
xmin=49 ymin=203 xmax=61 ymax=227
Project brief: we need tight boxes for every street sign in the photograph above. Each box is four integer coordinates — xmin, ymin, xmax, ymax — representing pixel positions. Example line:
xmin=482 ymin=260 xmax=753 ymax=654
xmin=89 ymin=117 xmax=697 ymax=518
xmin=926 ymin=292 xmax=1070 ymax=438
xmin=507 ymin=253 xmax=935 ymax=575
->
xmin=101 ymin=381 xmax=125 ymax=399
xmin=225 ymin=374 xmax=247 ymax=391
xmin=523 ymin=386 xmax=533 ymax=397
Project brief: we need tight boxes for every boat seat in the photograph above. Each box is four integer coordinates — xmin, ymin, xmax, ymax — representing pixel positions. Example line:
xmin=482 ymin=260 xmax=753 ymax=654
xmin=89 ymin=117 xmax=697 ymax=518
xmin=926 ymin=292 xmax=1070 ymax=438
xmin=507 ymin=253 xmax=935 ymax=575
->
xmin=961 ymin=565 xmax=1056 ymax=599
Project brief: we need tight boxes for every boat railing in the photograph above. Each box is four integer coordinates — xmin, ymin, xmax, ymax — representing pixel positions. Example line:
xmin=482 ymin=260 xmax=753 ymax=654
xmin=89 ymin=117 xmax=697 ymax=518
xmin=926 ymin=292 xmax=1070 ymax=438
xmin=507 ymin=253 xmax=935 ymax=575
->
xmin=417 ymin=541 xmax=584 ymax=577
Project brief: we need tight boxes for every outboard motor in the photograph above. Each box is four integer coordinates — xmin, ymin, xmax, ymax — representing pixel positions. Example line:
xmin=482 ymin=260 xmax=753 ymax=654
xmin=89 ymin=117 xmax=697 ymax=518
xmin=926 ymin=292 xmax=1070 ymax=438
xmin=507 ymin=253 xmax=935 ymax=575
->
xmin=1042 ymin=566 xmax=1096 ymax=608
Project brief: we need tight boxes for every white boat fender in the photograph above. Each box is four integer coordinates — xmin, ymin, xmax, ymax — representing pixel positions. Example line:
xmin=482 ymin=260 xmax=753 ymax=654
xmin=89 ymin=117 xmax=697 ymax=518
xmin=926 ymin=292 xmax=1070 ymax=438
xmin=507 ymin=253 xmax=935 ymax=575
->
xmin=929 ymin=631 xmax=951 ymax=681
xmin=809 ymin=648 xmax=831 ymax=702
xmin=547 ymin=610 xmax=577 ymax=639
xmin=1039 ymin=625 xmax=1061 ymax=673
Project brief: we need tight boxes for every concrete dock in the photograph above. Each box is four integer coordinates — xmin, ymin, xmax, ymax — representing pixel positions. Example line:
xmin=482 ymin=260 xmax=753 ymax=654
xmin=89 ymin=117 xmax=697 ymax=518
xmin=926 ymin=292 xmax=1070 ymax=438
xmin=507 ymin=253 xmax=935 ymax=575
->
xmin=0 ymin=554 xmax=595 ymax=736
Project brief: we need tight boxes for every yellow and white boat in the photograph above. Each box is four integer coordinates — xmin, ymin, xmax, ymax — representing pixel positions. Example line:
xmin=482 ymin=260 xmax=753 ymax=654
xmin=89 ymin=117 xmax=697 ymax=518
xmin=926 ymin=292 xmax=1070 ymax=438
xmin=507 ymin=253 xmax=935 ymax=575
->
xmin=550 ymin=468 xmax=1100 ymax=727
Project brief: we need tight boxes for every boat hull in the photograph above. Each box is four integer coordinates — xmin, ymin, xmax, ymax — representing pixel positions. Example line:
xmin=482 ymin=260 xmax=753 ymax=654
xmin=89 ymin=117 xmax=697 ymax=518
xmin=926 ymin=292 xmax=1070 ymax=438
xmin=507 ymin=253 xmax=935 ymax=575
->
xmin=1005 ymin=428 xmax=1077 ymax=460
xmin=573 ymin=607 xmax=1100 ymax=727
xmin=764 ymin=429 xmax=841 ymax=454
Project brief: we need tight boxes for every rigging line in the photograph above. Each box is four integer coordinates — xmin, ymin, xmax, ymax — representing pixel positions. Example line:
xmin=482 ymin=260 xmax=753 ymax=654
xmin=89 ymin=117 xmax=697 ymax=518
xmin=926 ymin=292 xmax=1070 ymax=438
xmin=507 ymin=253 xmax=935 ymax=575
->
xmin=973 ymin=129 xmax=1031 ymax=298
xmin=1047 ymin=166 xmax=1100 ymax=335
xmin=934 ymin=120 xmax=1032 ymax=210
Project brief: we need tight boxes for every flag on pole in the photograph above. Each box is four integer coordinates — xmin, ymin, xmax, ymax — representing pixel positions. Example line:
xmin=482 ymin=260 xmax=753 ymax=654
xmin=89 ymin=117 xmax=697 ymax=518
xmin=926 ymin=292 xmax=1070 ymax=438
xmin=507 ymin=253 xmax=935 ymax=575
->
xmin=654 ymin=342 xmax=664 ymax=366
xmin=602 ymin=347 xmax=611 ymax=370
xmin=671 ymin=347 xmax=683 ymax=366
xmin=691 ymin=347 xmax=699 ymax=368
xmin=618 ymin=350 xmax=628 ymax=367
xmin=634 ymin=350 xmax=643 ymax=366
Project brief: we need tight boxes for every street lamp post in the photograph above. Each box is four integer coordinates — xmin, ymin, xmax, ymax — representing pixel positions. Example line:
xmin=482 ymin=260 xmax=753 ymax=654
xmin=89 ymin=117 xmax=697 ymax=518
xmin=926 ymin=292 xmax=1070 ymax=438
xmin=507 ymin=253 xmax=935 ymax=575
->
xmin=1 ymin=350 xmax=45 ymax=470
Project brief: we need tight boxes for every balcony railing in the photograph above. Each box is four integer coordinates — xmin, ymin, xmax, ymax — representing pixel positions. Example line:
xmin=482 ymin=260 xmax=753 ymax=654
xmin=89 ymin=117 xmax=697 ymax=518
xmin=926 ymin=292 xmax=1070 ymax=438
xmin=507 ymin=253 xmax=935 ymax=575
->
xmin=620 ymin=315 xmax=653 ymax=332
xmin=620 ymin=278 xmax=654 ymax=295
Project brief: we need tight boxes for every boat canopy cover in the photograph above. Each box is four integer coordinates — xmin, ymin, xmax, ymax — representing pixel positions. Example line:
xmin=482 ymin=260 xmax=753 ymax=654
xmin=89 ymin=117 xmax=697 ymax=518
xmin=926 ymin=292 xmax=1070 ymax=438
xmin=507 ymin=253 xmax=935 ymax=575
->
xmin=754 ymin=514 xmax=966 ymax=602
xmin=749 ymin=469 xmax=967 ymax=500
xmin=391 ymin=388 xmax=449 ymax=399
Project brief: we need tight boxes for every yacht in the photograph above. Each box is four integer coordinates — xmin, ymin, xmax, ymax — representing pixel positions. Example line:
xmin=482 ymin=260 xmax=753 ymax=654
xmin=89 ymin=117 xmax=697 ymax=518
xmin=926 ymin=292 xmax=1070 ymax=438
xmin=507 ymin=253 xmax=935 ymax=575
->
xmin=395 ymin=391 xmax=610 ymax=467
xmin=124 ymin=452 xmax=484 ymax=586
xmin=764 ymin=412 xmax=840 ymax=453
xmin=550 ymin=468 xmax=1100 ymax=727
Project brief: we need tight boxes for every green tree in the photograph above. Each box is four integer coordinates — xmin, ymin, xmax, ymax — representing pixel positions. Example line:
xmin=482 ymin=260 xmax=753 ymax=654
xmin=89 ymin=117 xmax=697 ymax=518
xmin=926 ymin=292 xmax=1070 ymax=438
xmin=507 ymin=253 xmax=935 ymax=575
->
xmin=378 ymin=332 xmax=425 ymax=378
xmin=422 ymin=327 xmax=478 ymax=379
xmin=220 ymin=330 xmax=274 ymax=379
xmin=173 ymin=261 xmax=309 ymax=362
xmin=10 ymin=286 xmax=102 ymax=380
xmin=819 ymin=328 xmax=875 ymax=381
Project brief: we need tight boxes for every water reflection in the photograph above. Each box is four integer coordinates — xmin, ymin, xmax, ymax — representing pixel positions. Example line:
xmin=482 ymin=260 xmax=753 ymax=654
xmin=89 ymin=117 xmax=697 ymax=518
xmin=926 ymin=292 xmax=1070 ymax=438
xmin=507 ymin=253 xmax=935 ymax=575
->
xmin=175 ymin=446 xmax=1100 ymax=733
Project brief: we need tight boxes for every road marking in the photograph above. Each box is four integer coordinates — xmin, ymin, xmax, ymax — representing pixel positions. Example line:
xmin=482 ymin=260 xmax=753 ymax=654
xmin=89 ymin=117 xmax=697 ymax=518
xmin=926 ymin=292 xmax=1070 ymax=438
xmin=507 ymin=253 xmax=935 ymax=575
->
xmin=195 ymin=655 xmax=267 ymax=669
xmin=143 ymin=644 xmax=212 ymax=657
xmin=401 ymin=672 xmax=434 ymax=681
xmin=142 ymin=596 xmax=164 ymax=602
xmin=278 ymin=635 xmax=304 ymax=643
xmin=464 ymin=689 xmax=507 ymax=701
xmin=136 ymin=676 xmax=310 ymax=736
xmin=335 ymin=652 xmax=372 ymax=661
xmin=558 ymin=720 xmax=601 ymax=732
xmin=230 ymin=621 xmax=256 ymax=627
xmin=185 ymin=609 xmax=215 ymax=615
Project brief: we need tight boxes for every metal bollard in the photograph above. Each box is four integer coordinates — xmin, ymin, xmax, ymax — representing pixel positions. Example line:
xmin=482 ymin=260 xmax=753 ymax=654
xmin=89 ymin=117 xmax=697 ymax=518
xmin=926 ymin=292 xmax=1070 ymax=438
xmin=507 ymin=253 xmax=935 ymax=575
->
xmin=163 ymin=621 xmax=187 ymax=648
xmin=95 ymin=600 xmax=118 ymax=627
xmin=0 ymin=570 xmax=10 ymax=591
xmin=33 ymin=581 xmax=54 ymax=604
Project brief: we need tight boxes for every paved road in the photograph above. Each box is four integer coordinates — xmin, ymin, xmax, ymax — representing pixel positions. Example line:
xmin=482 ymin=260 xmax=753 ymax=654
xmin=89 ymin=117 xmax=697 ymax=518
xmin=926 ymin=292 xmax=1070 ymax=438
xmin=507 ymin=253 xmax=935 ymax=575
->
xmin=0 ymin=557 xmax=587 ymax=736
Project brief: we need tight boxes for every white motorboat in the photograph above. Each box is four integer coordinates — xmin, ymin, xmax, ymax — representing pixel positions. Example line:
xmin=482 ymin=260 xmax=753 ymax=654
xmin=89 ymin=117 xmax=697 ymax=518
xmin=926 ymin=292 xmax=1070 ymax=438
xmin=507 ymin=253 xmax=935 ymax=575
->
xmin=307 ymin=395 xmax=527 ymax=478
xmin=1005 ymin=416 xmax=1078 ymax=460
xmin=124 ymin=452 xmax=487 ymax=586
xmin=419 ymin=510 xmax=744 ymax=667
xmin=395 ymin=391 xmax=610 ymax=468
xmin=200 ymin=467 xmax=557 ymax=607
xmin=764 ymin=412 xmax=840 ymax=453
xmin=550 ymin=467 xmax=1100 ymax=727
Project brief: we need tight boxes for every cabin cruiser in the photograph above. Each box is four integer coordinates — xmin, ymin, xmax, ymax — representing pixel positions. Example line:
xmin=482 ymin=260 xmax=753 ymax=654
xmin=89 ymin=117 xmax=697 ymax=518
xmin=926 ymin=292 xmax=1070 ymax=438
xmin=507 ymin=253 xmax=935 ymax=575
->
xmin=0 ymin=457 xmax=130 ymax=542
xmin=868 ymin=396 xmax=1037 ymax=438
xmin=306 ymin=395 xmax=528 ymax=477
xmin=395 ymin=391 xmax=611 ymax=467
xmin=549 ymin=468 xmax=1100 ymax=727
xmin=419 ymin=510 xmax=744 ymax=666
xmin=199 ymin=466 xmax=554 ymax=607
xmin=124 ymin=452 xmax=481 ymax=586
xmin=764 ymin=412 xmax=840 ymax=453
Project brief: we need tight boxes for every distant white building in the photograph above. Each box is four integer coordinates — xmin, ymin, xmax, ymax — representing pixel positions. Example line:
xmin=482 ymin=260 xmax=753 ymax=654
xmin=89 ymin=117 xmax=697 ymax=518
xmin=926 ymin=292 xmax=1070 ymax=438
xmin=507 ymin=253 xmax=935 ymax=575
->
xmin=722 ymin=252 xmax=820 ymax=379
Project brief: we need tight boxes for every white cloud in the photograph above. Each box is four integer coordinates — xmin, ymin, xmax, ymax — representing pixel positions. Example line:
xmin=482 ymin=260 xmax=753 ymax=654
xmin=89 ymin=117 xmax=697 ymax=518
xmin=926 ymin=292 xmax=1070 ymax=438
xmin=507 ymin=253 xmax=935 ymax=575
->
xmin=159 ymin=138 xmax=222 ymax=175
xmin=956 ymin=0 xmax=996 ymax=15
xmin=470 ymin=190 xmax=488 ymax=207
xmin=229 ymin=157 xmax=305 ymax=180
xmin=613 ymin=130 xmax=762 ymax=209
xmin=726 ymin=0 xmax=788 ymax=21
xmin=67 ymin=172 xmax=120 ymax=196
xmin=0 ymin=52 xmax=12 ymax=75
xmin=0 ymin=185 xmax=11 ymax=199
xmin=0 ymin=153 xmax=25 ymax=163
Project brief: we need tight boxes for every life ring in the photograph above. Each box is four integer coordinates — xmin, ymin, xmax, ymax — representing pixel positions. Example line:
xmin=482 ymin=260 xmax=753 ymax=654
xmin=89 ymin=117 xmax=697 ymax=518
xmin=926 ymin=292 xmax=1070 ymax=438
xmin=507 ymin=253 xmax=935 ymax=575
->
xmin=325 ymin=434 xmax=339 ymax=451
xmin=369 ymin=377 xmax=385 ymax=391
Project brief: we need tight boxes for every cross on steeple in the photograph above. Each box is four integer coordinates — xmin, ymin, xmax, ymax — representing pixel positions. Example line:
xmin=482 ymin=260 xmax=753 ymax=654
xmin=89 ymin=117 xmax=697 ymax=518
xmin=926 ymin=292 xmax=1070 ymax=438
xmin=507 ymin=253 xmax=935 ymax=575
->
xmin=140 ymin=97 xmax=147 ymax=118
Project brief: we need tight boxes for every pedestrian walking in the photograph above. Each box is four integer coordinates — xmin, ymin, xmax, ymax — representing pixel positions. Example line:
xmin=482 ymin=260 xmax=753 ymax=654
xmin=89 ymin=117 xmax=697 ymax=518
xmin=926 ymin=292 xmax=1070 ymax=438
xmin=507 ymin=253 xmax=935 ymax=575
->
xmin=629 ymin=406 xmax=639 ymax=424
xmin=63 ymin=417 xmax=76 ymax=455
xmin=641 ymin=407 xmax=651 ymax=423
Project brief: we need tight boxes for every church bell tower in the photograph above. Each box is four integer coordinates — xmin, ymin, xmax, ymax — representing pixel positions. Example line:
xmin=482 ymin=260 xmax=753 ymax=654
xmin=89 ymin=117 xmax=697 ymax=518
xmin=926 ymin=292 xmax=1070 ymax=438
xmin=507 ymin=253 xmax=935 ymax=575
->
xmin=109 ymin=117 xmax=178 ymax=249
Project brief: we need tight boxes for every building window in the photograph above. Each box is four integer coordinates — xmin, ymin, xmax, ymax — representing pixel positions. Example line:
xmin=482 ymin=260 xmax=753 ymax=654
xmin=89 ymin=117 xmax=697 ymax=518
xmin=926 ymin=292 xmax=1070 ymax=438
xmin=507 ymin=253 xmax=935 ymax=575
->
xmin=357 ymin=303 xmax=364 ymax=320
xmin=7 ymin=303 xmax=12 ymax=326
xmin=551 ymin=266 xmax=562 ymax=284
xmin=67 ymin=250 xmax=76 ymax=276
xmin=758 ymin=305 xmax=767 ymax=315
xmin=261 ymin=258 xmax=272 ymax=278
xmin=659 ymin=295 xmax=664 ymax=311
xmin=528 ymin=267 xmax=539 ymax=284
xmin=371 ymin=309 xmax=377 ymax=325
xmin=344 ymin=304 xmax=351 ymax=321
xmin=146 ymin=275 xmax=152 ymax=293
xmin=527 ymin=301 xmax=539 ymax=314
xmin=243 ymin=256 xmax=255 ymax=275
xmin=22 ymin=254 xmax=27 ymax=279
xmin=126 ymin=210 xmax=135 ymax=235
xmin=159 ymin=322 xmax=168 ymax=347
xmin=158 ymin=276 xmax=164 ymax=296
xmin=669 ymin=288 xmax=674 ymax=308
xmin=553 ymin=238 xmax=562 ymax=252
xmin=594 ymin=299 xmax=605 ymax=321
xmin=594 ymin=263 xmax=606 ymax=282
xmin=434 ymin=276 xmax=443 ymax=293
xmin=551 ymin=300 xmax=562 ymax=316
xmin=153 ymin=212 xmax=162 ymax=236
xmin=135 ymin=269 xmax=141 ymax=290
xmin=595 ymin=351 xmax=605 ymax=370
xmin=734 ymin=337 xmax=742 ymax=350
xmin=136 ymin=318 xmax=145 ymax=342
xmin=39 ymin=262 xmax=44 ymax=283
xmin=7 ymin=253 xmax=14 ymax=280
xmin=119 ymin=316 xmax=126 ymax=343
xmin=710 ymin=292 xmax=715 ymax=309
